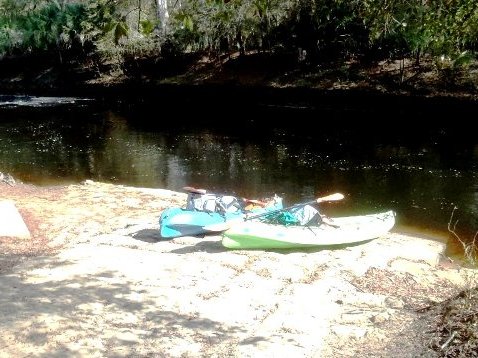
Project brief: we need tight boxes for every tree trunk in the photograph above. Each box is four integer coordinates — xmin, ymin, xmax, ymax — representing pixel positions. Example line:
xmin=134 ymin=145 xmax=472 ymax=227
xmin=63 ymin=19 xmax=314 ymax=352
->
xmin=156 ymin=0 xmax=169 ymax=32
xmin=138 ymin=0 xmax=142 ymax=32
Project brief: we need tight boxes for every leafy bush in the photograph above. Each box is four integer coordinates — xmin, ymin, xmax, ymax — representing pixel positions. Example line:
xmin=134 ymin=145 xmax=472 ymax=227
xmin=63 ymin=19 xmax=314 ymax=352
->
xmin=0 ymin=1 xmax=86 ymax=57
xmin=0 ymin=0 xmax=476 ymax=72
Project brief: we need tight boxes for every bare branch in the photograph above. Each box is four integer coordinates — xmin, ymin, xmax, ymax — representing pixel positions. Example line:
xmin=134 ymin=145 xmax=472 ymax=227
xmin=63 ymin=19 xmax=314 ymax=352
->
xmin=448 ymin=206 xmax=477 ymax=265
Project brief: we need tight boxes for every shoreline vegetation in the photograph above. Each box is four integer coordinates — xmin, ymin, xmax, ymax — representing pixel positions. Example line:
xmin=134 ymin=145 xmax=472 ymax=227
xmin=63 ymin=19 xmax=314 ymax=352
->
xmin=0 ymin=1 xmax=476 ymax=103
xmin=1 ymin=50 xmax=477 ymax=103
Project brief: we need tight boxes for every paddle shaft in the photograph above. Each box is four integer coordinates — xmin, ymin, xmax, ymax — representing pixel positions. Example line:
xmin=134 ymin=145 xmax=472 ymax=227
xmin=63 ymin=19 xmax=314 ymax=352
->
xmin=202 ymin=193 xmax=344 ymax=232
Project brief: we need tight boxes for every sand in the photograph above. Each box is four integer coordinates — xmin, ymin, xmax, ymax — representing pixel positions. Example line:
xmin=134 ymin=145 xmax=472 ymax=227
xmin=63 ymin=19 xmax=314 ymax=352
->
xmin=0 ymin=180 xmax=474 ymax=357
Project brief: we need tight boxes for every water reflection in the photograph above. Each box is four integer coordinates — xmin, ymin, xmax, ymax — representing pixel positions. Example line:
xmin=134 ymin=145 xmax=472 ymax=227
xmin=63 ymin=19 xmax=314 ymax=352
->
xmin=1 ymin=102 xmax=478 ymax=256
xmin=0 ymin=95 xmax=92 ymax=108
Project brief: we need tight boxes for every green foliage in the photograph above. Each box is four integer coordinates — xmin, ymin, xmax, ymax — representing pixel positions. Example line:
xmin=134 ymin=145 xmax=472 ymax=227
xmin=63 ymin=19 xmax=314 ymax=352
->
xmin=166 ymin=0 xmax=369 ymax=62
xmin=0 ymin=0 xmax=476 ymax=68
xmin=284 ymin=0 xmax=367 ymax=59
xmin=140 ymin=19 xmax=157 ymax=35
xmin=82 ymin=0 xmax=129 ymax=44
xmin=113 ymin=21 xmax=129 ymax=45
xmin=361 ymin=0 xmax=478 ymax=61
xmin=0 ymin=0 xmax=86 ymax=56
xmin=80 ymin=0 xmax=164 ymax=62
xmin=169 ymin=0 xmax=293 ymax=54
xmin=435 ymin=51 xmax=474 ymax=86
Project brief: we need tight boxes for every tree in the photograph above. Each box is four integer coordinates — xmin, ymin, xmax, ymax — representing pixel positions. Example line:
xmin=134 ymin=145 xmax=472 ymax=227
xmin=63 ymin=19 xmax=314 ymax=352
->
xmin=156 ymin=0 xmax=169 ymax=32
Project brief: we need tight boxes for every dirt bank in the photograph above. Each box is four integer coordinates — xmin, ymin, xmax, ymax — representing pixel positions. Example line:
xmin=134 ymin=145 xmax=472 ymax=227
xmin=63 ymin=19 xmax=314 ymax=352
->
xmin=0 ymin=180 xmax=475 ymax=357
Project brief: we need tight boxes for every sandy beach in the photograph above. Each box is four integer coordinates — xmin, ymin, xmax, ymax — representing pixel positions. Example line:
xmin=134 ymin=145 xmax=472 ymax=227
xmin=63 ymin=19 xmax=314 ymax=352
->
xmin=0 ymin=180 xmax=474 ymax=357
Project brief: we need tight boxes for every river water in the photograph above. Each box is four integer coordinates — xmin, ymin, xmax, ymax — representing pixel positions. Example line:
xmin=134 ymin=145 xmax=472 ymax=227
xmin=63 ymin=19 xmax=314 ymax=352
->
xmin=0 ymin=92 xmax=477 ymax=259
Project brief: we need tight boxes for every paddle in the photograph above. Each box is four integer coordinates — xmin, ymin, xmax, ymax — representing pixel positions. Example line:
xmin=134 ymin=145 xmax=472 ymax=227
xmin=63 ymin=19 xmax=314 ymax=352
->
xmin=245 ymin=192 xmax=345 ymax=221
xmin=202 ymin=192 xmax=345 ymax=232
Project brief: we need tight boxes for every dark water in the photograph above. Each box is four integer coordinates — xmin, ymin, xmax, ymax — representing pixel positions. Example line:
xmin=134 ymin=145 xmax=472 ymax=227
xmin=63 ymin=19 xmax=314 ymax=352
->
xmin=1 ymin=92 xmax=477 ymax=259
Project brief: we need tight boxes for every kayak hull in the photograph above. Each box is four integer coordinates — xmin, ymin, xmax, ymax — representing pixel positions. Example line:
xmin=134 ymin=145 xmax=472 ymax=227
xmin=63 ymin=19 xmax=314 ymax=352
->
xmin=159 ymin=208 xmax=245 ymax=238
xmin=159 ymin=200 xmax=283 ymax=239
xmin=222 ymin=210 xmax=396 ymax=249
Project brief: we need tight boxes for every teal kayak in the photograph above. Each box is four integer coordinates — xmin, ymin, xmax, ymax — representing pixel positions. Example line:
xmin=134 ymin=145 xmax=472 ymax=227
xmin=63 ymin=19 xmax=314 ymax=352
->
xmin=159 ymin=207 xmax=246 ymax=238
xmin=222 ymin=210 xmax=396 ymax=249
xmin=159 ymin=194 xmax=283 ymax=239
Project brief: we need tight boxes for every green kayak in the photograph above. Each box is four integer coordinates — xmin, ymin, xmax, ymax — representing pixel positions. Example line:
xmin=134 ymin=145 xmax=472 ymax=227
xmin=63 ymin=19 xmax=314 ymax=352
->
xmin=222 ymin=210 xmax=396 ymax=249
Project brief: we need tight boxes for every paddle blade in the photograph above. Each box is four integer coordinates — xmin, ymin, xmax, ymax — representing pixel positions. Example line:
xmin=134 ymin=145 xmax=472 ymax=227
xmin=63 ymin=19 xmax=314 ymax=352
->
xmin=316 ymin=193 xmax=345 ymax=203
xmin=183 ymin=186 xmax=207 ymax=194
xmin=243 ymin=198 xmax=267 ymax=207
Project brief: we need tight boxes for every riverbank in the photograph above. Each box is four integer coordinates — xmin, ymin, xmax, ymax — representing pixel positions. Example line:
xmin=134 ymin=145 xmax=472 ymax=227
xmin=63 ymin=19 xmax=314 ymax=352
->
xmin=0 ymin=180 xmax=476 ymax=357
xmin=1 ymin=52 xmax=477 ymax=145
xmin=1 ymin=51 xmax=477 ymax=105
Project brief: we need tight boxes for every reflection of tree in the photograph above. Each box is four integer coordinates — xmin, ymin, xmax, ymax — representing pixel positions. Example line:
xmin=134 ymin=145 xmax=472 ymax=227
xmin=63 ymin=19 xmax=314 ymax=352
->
xmin=0 ymin=110 xmax=114 ymax=184
xmin=2 ymin=107 xmax=478 ymax=239
xmin=85 ymin=111 xmax=171 ymax=186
